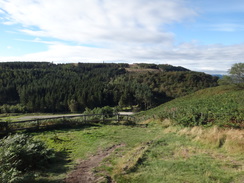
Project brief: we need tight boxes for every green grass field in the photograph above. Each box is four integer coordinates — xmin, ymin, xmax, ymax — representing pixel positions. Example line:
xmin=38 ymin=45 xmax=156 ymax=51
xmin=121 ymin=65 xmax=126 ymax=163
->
xmin=32 ymin=122 xmax=243 ymax=183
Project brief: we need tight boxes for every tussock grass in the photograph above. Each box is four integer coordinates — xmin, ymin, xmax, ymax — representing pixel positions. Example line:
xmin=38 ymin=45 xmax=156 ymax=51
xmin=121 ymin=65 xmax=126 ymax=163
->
xmin=177 ymin=125 xmax=244 ymax=154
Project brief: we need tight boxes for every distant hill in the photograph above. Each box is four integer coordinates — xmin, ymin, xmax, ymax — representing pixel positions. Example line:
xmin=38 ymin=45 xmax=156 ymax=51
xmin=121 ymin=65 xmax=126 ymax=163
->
xmin=139 ymin=85 xmax=244 ymax=128
xmin=126 ymin=63 xmax=190 ymax=72
xmin=0 ymin=62 xmax=218 ymax=113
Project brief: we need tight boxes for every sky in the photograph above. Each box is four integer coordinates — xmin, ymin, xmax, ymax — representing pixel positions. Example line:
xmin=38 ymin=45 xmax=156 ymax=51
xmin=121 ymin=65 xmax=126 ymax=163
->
xmin=0 ymin=0 xmax=244 ymax=74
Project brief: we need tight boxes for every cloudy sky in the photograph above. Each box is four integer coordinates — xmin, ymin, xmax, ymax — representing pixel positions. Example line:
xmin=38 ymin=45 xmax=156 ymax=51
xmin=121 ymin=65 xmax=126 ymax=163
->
xmin=0 ymin=0 xmax=244 ymax=74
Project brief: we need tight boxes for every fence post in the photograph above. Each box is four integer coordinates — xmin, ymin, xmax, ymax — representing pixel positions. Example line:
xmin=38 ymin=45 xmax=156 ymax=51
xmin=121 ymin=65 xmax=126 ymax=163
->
xmin=36 ymin=119 xmax=40 ymax=130
xmin=117 ymin=114 xmax=120 ymax=123
xmin=5 ymin=121 xmax=9 ymax=133
xmin=102 ymin=114 xmax=105 ymax=123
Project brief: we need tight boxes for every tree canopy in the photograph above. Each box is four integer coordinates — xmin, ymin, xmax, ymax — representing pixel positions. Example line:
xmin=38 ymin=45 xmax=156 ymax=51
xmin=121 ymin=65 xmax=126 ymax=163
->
xmin=0 ymin=62 xmax=218 ymax=113
xmin=229 ymin=62 xmax=244 ymax=85
xmin=218 ymin=62 xmax=244 ymax=87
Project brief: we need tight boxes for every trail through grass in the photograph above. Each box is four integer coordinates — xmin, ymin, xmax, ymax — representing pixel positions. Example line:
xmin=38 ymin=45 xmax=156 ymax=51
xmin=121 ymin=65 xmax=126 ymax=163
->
xmin=32 ymin=122 xmax=244 ymax=183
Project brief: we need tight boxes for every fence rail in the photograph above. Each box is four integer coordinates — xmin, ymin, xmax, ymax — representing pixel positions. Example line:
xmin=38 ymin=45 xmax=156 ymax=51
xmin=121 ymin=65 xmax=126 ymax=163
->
xmin=0 ymin=113 xmax=136 ymax=134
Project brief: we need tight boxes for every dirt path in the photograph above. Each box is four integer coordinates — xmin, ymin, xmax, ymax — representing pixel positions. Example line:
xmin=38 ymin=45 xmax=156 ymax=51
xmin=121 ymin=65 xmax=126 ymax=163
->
xmin=64 ymin=144 xmax=124 ymax=183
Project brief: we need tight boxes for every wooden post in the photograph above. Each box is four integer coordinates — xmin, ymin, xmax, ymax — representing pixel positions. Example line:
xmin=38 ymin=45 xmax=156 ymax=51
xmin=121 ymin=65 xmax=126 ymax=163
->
xmin=102 ymin=114 xmax=105 ymax=123
xmin=117 ymin=114 xmax=120 ymax=123
xmin=36 ymin=119 xmax=40 ymax=130
xmin=62 ymin=116 xmax=67 ymax=126
xmin=5 ymin=122 xmax=9 ymax=133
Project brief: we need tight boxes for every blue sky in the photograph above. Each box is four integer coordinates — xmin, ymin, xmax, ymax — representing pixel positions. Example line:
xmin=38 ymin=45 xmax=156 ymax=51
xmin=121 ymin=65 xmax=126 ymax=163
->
xmin=0 ymin=0 xmax=244 ymax=74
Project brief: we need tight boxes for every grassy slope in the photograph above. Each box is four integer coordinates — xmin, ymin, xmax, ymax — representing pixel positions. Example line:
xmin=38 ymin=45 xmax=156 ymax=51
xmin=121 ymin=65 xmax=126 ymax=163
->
xmin=139 ymin=85 xmax=244 ymax=128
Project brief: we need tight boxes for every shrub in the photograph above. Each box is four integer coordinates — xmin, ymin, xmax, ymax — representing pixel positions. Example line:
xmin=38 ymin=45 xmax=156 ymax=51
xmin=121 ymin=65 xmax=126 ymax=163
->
xmin=0 ymin=134 xmax=55 ymax=183
xmin=0 ymin=104 xmax=27 ymax=113
xmin=83 ymin=106 xmax=114 ymax=118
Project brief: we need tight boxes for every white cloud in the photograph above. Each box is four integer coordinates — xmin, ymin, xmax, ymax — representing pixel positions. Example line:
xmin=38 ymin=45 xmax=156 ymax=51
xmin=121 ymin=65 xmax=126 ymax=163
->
xmin=0 ymin=0 xmax=195 ymax=46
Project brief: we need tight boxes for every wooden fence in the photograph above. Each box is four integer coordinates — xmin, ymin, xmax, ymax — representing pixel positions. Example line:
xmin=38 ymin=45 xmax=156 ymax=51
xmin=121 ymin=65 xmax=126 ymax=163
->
xmin=0 ymin=113 xmax=136 ymax=134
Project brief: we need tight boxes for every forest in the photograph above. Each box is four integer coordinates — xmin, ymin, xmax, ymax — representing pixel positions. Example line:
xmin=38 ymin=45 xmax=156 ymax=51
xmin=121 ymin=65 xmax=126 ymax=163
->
xmin=0 ymin=62 xmax=218 ymax=113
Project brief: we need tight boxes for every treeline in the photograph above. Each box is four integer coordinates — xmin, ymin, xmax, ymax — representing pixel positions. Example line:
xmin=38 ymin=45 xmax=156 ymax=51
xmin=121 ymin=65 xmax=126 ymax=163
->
xmin=0 ymin=62 xmax=218 ymax=113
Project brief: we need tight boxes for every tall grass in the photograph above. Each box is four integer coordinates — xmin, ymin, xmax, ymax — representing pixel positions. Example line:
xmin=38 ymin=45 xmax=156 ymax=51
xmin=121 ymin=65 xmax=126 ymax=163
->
xmin=177 ymin=125 xmax=244 ymax=154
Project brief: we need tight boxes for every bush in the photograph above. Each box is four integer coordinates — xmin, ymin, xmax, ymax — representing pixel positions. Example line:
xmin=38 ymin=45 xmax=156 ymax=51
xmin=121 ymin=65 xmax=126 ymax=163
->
xmin=0 ymin=134 xmax=55 ymax=183
xmin=83 ymin=106 xmax=114 ymax=117
xmin=0 ymin=104 xmax=27 ymax=113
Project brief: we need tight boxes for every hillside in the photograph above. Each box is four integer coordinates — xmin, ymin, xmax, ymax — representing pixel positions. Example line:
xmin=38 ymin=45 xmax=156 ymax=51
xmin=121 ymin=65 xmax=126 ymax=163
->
xmin=139 ymin=85 xmax=244 ymax=128
xmin=0 ymin=62 xmax=218 ymax=113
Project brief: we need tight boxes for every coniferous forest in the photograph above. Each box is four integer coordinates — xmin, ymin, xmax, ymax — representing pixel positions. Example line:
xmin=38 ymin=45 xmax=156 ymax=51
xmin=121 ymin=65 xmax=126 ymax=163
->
xmin=0 ymin=62 xmax=218 ymax=113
